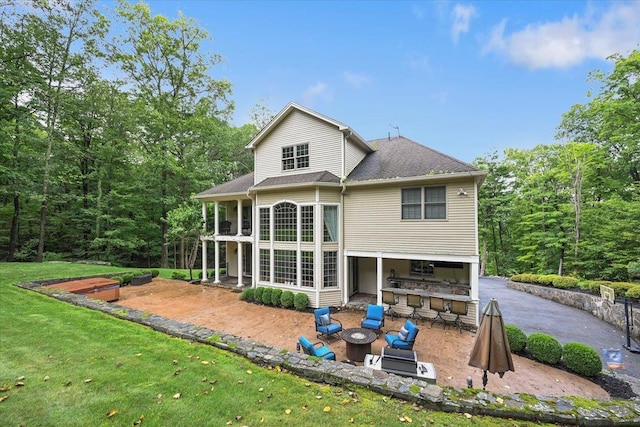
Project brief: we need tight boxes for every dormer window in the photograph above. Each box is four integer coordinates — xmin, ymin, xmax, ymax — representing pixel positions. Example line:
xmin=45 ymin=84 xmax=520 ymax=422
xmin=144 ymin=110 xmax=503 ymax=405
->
xmin=282 ymin=143 xmax=309 ymax=170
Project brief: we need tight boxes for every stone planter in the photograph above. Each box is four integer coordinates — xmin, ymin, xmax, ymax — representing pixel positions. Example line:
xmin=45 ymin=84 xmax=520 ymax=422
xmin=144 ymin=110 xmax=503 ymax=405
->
xmin=131 ymin=274 xmax=152 ymax=286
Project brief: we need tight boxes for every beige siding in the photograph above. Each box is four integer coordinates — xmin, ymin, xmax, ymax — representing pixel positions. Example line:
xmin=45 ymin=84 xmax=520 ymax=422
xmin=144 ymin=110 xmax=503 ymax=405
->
xmin=344 ymin=180 xmax=478 ymax=255
xmin=318 ymin=189 xmax=341 ymax=203
xmin=345 ymin=140 xmax=369 ymax=176
xmin=257 ymin=189 xmax=318 ymax=206
xmin=319 ymin=290 xmax=342 ymax=308
xmin=254 ymin=110 xmax=344 ymax=184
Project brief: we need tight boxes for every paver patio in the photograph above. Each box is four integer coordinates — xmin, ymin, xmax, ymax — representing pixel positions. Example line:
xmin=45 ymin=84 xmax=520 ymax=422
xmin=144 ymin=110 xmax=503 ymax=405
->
xmin=116 ymin=278 xmax=609 ymax=399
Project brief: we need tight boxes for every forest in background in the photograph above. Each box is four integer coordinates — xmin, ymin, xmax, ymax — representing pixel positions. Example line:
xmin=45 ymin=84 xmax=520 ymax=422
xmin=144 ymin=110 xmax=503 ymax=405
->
xmin=1 ymin=1 xmax=639 ymax=279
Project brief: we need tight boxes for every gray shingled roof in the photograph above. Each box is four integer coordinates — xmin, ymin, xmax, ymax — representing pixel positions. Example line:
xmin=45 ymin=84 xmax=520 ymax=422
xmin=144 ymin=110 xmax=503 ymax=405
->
xmin=253 ymin=170 xmax=340 ymax=188
xmin=347 ymin=136 xmax=481 ymax=182
xmin=194 ymin=172 xmax=254 ymax=197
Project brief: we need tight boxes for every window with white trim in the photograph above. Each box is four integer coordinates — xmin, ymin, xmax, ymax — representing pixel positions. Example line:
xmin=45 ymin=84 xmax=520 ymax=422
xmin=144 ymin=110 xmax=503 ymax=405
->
xmin=301 ymin=251 xmax=314 ymax=287
xmin=282 ymin=143 xmax=309 ymax=171
xmin=401 ymin=186 xmax=446 ymax=219
xmin=323 ymin=251 xmax=338 ymax=288
xmin=301 ymin=205 xmax=314 ymax=242
xmin=274 ymin=202 xmax=296 ymax=241
xmin=274 ymin=249 xmax=296 ymax=285
xmin=323 ymin=205 xmax=338 ymax=242
xmin=259 ymin=208 xmax=270 ymax=241
xmin=259 ymin=249 xmax=270 ymax=281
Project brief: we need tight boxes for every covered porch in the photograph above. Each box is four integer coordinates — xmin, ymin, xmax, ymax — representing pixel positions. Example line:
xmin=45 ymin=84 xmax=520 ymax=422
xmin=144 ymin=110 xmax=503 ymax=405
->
xmin=344 ymin=250 xmax=480 ymax=328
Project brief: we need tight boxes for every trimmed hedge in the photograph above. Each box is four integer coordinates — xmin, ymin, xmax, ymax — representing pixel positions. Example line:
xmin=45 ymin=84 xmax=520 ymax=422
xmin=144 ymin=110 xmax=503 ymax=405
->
xmin=294 ymin=293 xmax=309 ymax=311
xmin=505 ymin=324 xmax=527 ymax=353
xmin=253 ymin=287 xmax=264 ymax=304
xmin=563 ymin=342 xmax=602 ymax=377
xmin=527 ymin=332 xmax=563 ymax=365
xmin=239 ymin=288 xmax=255 ymax=302
xmin=261 ymin=287 xmax=273 ymax=305
xmin=552 ymin=276 xmax=579 ymax=289
xmin=626 ymin=285 xmax=640 ymax=300
xmin=271 ymin=288 xmax=282 ymax=307
xmin=281 ymin=291 xmax=295 ymax=308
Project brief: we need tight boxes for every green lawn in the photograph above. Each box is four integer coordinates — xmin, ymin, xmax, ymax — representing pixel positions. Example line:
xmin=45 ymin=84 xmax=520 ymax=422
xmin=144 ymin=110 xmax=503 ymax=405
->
xmin=0 ymin=262 xmax=549 ymax=426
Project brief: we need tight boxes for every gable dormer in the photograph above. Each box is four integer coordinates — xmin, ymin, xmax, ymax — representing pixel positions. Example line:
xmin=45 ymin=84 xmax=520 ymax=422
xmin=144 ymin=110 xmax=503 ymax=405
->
xmin=246 ymin=103 xmax=372 ymax=185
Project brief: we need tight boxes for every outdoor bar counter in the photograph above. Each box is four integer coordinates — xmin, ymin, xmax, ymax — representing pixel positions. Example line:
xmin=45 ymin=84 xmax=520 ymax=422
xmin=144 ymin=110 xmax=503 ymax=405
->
xmin=382 ymin=276 xmax=477 ymax=329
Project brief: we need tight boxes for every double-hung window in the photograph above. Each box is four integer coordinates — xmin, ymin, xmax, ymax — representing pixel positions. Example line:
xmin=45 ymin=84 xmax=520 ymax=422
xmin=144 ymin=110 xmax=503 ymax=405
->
xmin=401 ymin=186 xmax=446 ymax=219
xmin=282 ymin=143 xmax=309 ymax=171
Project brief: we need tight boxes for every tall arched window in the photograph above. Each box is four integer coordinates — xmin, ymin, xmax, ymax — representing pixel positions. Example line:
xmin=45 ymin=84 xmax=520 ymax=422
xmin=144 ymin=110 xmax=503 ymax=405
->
xmin=274 ymin=202 xmax=297 ymax=241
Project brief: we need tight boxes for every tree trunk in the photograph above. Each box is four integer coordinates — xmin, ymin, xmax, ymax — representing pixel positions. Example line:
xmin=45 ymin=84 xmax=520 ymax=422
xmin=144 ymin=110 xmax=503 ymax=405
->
xmin=7 ymin=194 xmax=20 ymax=261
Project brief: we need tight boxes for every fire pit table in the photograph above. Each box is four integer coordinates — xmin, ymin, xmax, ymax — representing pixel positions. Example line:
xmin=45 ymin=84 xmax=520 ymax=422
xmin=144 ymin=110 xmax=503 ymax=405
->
xmin=341 ymin=327 xmax=377 ymax=362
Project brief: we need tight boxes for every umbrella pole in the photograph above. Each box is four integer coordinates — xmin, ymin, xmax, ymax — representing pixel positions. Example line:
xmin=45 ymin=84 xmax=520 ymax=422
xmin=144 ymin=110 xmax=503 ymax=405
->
xmin=482 ymin=370 xmax=488 ymax=390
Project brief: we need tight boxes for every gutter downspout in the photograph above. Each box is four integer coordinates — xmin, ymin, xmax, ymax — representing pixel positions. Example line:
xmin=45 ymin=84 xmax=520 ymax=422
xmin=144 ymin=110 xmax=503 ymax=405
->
xmin=340 ymin=130 xmax=352 ymax=306
xmin=246 ymin=188 xmax=257 ymax=289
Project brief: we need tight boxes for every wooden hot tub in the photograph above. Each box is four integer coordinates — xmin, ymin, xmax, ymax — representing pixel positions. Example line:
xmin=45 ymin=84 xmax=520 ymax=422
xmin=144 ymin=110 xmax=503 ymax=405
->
xmin=44 ymin=277 xmax=120 ymax=302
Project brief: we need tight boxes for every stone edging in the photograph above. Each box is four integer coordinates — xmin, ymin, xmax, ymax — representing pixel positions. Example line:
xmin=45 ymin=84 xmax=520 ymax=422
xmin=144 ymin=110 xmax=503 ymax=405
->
xmin=14 ymin=277 xmax=640 ymax=426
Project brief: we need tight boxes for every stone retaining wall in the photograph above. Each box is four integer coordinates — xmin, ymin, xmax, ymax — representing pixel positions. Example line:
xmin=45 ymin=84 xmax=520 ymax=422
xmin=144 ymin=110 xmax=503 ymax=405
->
xmin=15 ymin=277 xmax=640 ymax=426
xmin=507 ymin=281 xmax=640 ymax=341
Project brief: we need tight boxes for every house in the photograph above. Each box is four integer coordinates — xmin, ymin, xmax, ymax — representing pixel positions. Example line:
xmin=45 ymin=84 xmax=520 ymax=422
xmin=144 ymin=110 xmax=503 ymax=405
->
xmin=194 ymin=102 xmax=487 ymax=327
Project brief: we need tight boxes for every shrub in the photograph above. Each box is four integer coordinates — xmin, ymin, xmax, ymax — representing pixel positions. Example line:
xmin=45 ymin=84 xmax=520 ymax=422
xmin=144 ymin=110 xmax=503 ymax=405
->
xmin=626 ymin=285 xmax=640 ymax=300
xmin=587 ymin=280 xmax=614 ymax=294
xmin=628 ymin=260 xmax=640 ymax=280
xmin=552 ymin=276 xmax=579 ymax=289
xmin=527 ymin=333 xmax=563 ymax=365
xmin=534 ymin=274 xmax=557 ymax=286
xmin=511 ymin=273 xmax=535 ymax=284
xmin=271 ymin=288 xmax=282 ymax=307
xmin=253 ymin=287 xmax=264 ymax=304
xmin=171 ymin=271 xmax=187 ymax=280
xmin=563 ymin=342 xmax=601 ymax=377
xmin=111 ymin=276 xmax=123 ymax=285
xmin=239 ymin=288 xmax=255 ymax=302
xmin=294 ymin=293 xmax=309 ymax=311
xmin=150 ymin=269 xmax=160 ymax=278
xmin=122 ymin=273 xmax=133 ymax=285
xmin=261 ymin=287 xmax=273 ymax=305
xmin=610 ymin=282 xmax=635 ymax=297
xmin=141 ymin=269 xmax=152 ymax=276
xmin=281 ymin=290 xmax=294 ymax=308
xmin=505 ymin=324 xmax=527 ymax=353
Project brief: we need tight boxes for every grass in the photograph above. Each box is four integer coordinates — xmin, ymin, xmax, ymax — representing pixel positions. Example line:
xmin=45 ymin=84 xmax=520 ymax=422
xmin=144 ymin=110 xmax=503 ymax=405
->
xmin=0 ymin=262 xmax=552 ymax=426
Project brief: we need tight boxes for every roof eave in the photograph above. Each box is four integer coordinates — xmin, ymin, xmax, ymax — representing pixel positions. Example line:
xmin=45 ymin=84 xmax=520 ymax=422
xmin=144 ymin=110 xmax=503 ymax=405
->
xmin=345 ymin=170 xmax=488 ymax=188
xmin=251 ymin=181 xmax=342 ymax=192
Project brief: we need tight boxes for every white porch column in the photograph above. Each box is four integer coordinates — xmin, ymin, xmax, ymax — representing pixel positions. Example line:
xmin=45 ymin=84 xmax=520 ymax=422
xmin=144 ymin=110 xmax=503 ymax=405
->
xmin=201 ymin=202 xmax=208 ymax=283
xmin=470 ymin=262 xmax=480 ymax=326
xmin=214 ymin=240 xmax=221 ymax=284
xmin=214 ymin=201 xmax=220 ymax=235
xmin=236 ymin=199 xmax=243 ymax=236
xmin=237 ymin=242 xmax=244 ymax=287
xmin=376 ymin=254 xmax=383 ymax=305
xmin=343 ymin=253 xmax=349 ymax=305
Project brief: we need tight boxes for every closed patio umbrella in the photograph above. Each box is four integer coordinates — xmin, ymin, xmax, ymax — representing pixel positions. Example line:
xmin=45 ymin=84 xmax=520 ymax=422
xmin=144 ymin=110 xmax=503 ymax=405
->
xmin=468 ymin=298 xmax=514 ymax=390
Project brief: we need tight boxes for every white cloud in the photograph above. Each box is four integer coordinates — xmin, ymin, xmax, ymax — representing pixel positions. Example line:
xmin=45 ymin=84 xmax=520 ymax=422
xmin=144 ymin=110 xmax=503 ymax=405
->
xmin=302 ymin=82 xmax=330 ymax=105
xmin=483 ymin=2 xmax=640 ymax=69
xmin=451 ymin=4 xmax=478 ymax=43
xmin=343 ymin=71 xmax=371 ymax=89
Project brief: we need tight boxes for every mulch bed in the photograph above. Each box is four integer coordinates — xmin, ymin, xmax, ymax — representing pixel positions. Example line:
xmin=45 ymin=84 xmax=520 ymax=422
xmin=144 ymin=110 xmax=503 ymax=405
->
xmin=513 ymin=349 xmax=636 ymax=400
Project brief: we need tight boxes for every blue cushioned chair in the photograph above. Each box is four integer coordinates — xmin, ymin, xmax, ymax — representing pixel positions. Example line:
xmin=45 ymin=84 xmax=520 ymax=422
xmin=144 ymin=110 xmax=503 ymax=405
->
xmin=314 ymin=307 xmax=343 ymax=341
xmin=361 ymin=304 xmax=385 ymax=333
xmin=385 ymin=319 xmax=419 ymax=350
xmin=298 ymin=336 xmax=336 ymax=360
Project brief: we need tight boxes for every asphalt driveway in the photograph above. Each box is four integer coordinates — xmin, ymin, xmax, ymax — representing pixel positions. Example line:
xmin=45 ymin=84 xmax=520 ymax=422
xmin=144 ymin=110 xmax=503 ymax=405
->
xmin=479 ymin=276 xmax=640 ymax=380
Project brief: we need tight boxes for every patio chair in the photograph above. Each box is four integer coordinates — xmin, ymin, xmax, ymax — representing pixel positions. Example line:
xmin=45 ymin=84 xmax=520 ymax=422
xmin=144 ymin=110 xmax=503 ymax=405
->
xmin=298 ymin=336 xmax=336 ymax=360
xmin=382 ymin=290 xmax=399 ymax=320
xmin=385 ymin=319 xmax=419 ymax=351
xmin=314 ymin=307 xmax=343 ymax=341
xmin=429 ymin=296 xmax=448 ymax=329
xmin=361 ymin=304 xmax=385 ymax=333
xmin=407 ymin=293 xmax=426 ymax=324
xmin=449 ymin=300 xmax=468 ymax=334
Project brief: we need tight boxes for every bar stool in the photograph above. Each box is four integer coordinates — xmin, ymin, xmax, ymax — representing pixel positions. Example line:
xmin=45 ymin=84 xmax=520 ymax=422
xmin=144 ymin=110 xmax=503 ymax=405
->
xmin=407 ymin=293 xmax=426 ymax=324
xmin=382 ymin=290 xmax=399 ymax=320
xmin=449 ymin=300 xmax=468 ymax=334
xmin=429 ymin=296 xmax=448 ymax=329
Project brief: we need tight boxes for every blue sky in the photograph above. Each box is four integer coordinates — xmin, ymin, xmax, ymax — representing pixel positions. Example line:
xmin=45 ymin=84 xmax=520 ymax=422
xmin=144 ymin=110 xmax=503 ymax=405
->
xmin=134 ymin=1 xmax=640 ymax=163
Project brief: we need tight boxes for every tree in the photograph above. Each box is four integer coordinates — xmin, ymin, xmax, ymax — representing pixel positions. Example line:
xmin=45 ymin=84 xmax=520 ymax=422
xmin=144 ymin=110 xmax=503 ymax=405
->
xmin=103 ymin=0 xmax=233 ymax=267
